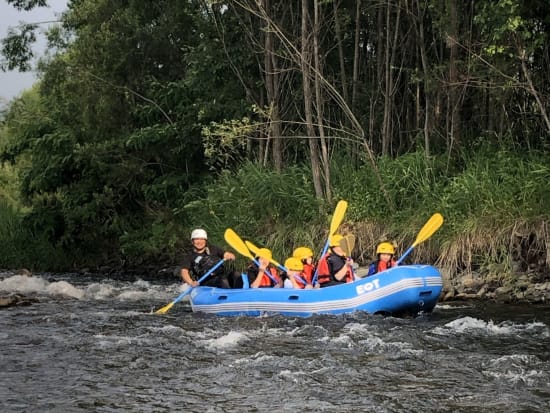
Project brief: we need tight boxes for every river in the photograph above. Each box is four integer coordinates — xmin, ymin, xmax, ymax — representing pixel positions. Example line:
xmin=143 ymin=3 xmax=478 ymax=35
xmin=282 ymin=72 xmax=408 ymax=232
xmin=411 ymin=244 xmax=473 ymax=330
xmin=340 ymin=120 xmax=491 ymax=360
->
xmin=1 ymin=272 xmax=549 ymax=412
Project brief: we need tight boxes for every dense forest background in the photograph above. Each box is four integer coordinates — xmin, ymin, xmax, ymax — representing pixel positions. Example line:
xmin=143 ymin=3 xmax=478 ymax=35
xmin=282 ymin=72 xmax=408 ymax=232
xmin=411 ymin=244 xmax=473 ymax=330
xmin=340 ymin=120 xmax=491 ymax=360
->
xmin=0 ymin=0 xmax=548 ymax=280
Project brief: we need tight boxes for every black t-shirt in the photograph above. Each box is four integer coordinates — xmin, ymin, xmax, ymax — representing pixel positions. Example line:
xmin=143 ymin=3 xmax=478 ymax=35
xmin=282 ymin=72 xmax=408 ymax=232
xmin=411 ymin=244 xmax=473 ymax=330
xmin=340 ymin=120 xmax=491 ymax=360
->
xmin=180 ymin=244 xmax=225 ymax=280
xmin=327 ymin=254 xmax=347 ymax=283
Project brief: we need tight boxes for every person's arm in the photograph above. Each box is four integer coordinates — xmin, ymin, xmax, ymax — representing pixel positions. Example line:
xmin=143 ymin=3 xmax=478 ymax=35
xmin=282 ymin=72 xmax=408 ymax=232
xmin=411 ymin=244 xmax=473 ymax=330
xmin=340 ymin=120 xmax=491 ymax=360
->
xmin=367 ymin=262 xmax=376 ymax=276
xmin=211 ymin=244 xmax=235 ymax=261
xmin=332 ymin=257 xmax=353 ymax=281
xmin=180 ymin=253 xmax=199 ymax=287
xmin=181 ymin=268 xmax=199 ymax=287
xmin=250 ymin=257 xmax=269 ymax=288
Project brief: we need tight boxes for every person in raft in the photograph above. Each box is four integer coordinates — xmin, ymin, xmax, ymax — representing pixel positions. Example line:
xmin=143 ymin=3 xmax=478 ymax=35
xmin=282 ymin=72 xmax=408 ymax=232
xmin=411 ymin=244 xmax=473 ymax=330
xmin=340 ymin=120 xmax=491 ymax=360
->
xmin=316 ymin=234 xmax=355 ymax=287
xmin=180 ymin=229 xmax=235 ymax=289
xmin=242 ymin=248 xmax=283 ymax=288
xmin=282 ymin=256 xmax=314 ymax=289
xmin=292 ymin=246 xmax=318 ymax=287
xmin=366 ymin=242 xmax=397 ymax=276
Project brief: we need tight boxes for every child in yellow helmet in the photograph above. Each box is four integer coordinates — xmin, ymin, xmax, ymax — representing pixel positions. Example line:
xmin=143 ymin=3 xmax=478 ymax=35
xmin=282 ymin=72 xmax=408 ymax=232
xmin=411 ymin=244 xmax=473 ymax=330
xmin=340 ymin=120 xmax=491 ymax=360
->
xmin=292 ymin=246 xmax=317 ymax=288
xmin=367 ymin=242 xmax=397 ymax=276
xmin=249 ymin=248 xmax=282 ymax=288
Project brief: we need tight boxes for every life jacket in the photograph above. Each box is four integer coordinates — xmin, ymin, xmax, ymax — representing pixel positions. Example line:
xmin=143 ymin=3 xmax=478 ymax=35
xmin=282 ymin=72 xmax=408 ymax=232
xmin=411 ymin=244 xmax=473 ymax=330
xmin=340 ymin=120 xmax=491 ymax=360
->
xmin=368 ymin=259 xmax=397 ymax=276
xmin=302 ymin=263 xmax=315 ymax=284
xmin=293 ymin=271 xmax=310 ymax=289
xmin=317 ymin=253 xmax=353 ymax=285
xmin=190 ymin=247 xmax=222 ymax=279
xmin=256 ymin=266 xmax=281 ymax=288
xmin=316 ymin=254 xmax=331 ymax=285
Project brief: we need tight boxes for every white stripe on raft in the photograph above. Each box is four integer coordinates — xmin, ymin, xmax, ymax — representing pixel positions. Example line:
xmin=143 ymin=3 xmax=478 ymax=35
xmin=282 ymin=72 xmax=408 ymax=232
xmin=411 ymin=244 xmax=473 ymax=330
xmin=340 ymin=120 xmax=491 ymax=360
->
xmin=191 ymin=277 xmax=442 ymax=314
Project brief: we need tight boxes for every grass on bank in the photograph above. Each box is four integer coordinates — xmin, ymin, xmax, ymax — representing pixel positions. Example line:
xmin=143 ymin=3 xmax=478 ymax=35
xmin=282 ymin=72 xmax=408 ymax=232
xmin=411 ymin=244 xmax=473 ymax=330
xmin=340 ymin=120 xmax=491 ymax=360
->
xmin=0 ymin=146 xmax=548 ymax=277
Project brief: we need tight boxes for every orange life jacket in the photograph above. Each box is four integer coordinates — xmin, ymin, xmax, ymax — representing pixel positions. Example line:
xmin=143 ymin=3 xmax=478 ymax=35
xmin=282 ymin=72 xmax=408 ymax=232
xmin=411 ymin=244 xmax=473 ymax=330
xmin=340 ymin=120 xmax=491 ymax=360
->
xmin=292 ymin=270 xmax=311 ymax=289
xmin=302 ymin=263 xmax=315 ymax=284
xmin=316 ymin=254 xmax=331 ymax=285
xmin=256 ymin=267 xmax=281 ymax=288
xmin=378 ymin=259 xmax=396 ymax=272
xmin=368 ymin=259 xmax=397 ymax=276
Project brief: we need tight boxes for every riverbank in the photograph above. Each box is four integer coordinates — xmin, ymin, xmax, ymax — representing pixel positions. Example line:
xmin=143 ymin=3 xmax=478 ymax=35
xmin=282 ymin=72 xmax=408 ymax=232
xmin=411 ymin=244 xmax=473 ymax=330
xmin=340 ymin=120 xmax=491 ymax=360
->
xmin=439 ymin=266 xmax=550 ymax=304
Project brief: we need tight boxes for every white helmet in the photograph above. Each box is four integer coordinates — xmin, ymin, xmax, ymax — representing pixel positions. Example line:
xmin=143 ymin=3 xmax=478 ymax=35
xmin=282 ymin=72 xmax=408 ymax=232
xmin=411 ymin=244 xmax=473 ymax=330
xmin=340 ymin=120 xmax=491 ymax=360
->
xmin=191 ymin=229 xmax=208 ymax=240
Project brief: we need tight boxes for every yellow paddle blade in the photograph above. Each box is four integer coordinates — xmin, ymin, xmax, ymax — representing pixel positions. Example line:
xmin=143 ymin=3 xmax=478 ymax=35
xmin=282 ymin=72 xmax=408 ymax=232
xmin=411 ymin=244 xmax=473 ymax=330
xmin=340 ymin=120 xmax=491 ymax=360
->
xmin=329 ymin=200 xmax=348 ymax=236
xmin=413 ymin=213 xmax=444 ymax=247
xmin=154 ymin=302 xmax=174 ymax=314
xmin=244 ymin=240 xmax=260 ymax=256
xmin=224 ymin=228 xmax=254 ymax=260
xmin=245 ymin=240 xmax=283 ymax=268
xmin=339 ymin=234 xmax=356 ymax=257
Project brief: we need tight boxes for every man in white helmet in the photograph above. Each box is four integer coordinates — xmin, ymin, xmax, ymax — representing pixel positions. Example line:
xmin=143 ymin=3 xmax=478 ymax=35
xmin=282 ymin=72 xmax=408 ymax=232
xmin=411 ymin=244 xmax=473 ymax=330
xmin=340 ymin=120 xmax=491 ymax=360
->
xmin=180 ymin=229 xmax=235 ymax=288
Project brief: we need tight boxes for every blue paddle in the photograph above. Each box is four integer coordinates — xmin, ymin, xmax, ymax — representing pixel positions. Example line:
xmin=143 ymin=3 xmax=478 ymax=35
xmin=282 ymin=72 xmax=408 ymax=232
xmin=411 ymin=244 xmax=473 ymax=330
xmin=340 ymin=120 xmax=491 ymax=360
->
xmin=154 ymin=259 xmax=225 ymax=314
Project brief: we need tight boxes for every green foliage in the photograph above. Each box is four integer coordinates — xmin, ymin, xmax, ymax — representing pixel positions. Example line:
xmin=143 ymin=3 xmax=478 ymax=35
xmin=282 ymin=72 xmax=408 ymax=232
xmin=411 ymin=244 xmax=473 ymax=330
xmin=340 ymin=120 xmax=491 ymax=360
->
xmin=438 ymin=145 xmax=550 ymax=227
xmin=0 ymin=197 xmax=68 ymax=270
xmin=1 ymin=0 xmax=549 ymax=273
xmin=174 ymin=162 xmax=323 ymax=260
xmin=474 ymin=0 xmax=542 ymax=56
xmin=330 ymin=151 xmax=447 ymax=223
xmin=202 ymin=115 xmax=256 ymax=171
xmin=0 ymin=24 xmax=37 ymax=71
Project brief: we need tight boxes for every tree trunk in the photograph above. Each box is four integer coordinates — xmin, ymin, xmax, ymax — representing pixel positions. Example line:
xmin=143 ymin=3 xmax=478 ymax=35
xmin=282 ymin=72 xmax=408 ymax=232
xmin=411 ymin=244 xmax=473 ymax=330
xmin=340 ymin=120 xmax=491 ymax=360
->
xmin=351 ymin=0 xmax=361 ymax=110
xmin=333 ymin=0 xmax=349 ymax=104
xmin=263 ymin=0 xmax=283 ymax=171
xmin=447 ymin=0 xmax=461 ymax=153
xmin=381 ymin=0 xmax=401 ymax=156
xmin=415 ymin=0 xmax=431 ymax=157
xmin=314 ymin=0 xmax=331 ymax=199
xmin=301 ymin=0 xmax=324 ymax=200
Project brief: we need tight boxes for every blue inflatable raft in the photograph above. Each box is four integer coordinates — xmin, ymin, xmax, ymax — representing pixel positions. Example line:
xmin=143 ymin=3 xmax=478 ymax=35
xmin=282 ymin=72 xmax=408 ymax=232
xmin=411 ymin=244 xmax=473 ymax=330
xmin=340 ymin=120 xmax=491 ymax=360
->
xmin=189 ymin=264 xmax=443 ymax=317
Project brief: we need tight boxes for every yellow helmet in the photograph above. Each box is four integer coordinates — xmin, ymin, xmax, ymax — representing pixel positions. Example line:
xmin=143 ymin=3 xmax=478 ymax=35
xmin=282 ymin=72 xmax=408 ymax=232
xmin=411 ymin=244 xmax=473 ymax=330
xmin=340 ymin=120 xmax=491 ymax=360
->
xmin=376 ymin=242 xmax=395 ymax=255
xmin=292 ymin=246 xmax=314 ymax=261
xmin=255 ymin=248 xmax=272 ymax=260
xmin=329 ymin=234 xmax=344 ymax=247
xmin=284 ymin=257 xmax=304 ymax=272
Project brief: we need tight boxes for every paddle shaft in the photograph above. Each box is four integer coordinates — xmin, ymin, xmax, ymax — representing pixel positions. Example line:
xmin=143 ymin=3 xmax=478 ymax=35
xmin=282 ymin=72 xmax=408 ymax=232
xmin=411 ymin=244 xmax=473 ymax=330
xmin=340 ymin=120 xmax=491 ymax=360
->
xmin=396 ymin=246 xmax=414 ymax=265
xmin=155 ymin=259 xmax=224 ymax=314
